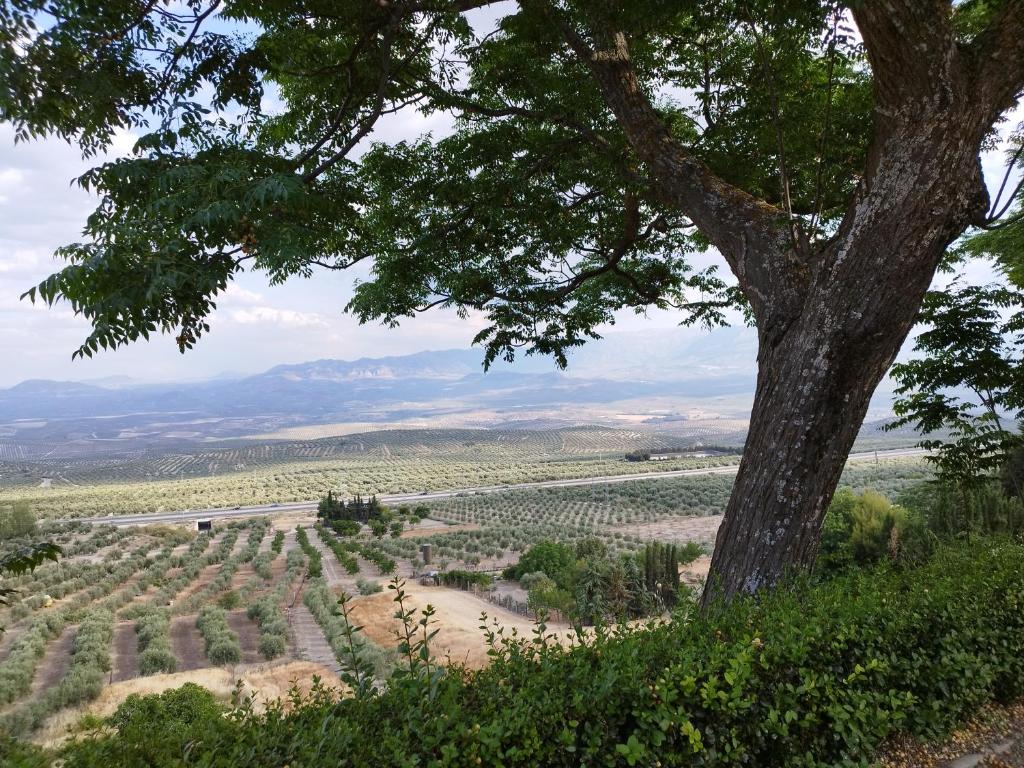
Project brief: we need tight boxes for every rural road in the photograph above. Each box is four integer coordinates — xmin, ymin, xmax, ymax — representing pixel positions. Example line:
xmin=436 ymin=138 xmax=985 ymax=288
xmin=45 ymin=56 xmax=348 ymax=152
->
xmin=65 ymin=447 xmax=927 ymax=527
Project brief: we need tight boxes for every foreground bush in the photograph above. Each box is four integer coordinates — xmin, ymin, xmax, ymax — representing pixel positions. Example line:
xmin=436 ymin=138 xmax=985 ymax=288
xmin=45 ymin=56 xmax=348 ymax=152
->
xmin=27 ymin=540 xmax=1024 ymax=767
xmin=817 ymin=488 xmax=933 ymax=573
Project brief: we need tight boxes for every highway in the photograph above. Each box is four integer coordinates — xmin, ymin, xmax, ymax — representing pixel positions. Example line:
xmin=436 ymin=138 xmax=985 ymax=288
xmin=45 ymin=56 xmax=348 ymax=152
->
xmin=63 ymin=447 xmax=927 ymax=527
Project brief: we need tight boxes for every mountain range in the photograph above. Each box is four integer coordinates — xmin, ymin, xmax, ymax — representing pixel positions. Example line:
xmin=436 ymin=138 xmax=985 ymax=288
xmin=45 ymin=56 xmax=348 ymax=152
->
xmin=0 ymin=326 xmax=900 ymax=457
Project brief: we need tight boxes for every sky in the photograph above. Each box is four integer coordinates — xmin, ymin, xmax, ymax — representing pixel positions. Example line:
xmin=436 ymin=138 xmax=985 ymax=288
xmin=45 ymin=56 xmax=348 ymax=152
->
xmin=0 ymin=12 xmax=1018 ymax=388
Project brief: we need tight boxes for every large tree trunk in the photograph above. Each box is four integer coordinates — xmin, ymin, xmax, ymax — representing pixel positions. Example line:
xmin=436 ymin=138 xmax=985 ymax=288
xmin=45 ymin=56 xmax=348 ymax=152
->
xmin=702 ymin=120 xmax=989 ymax=604
xmin=568 ymin=0 xmax=1023 ymax=604
xmin=702 ymin=300 xmax=914 ymax=601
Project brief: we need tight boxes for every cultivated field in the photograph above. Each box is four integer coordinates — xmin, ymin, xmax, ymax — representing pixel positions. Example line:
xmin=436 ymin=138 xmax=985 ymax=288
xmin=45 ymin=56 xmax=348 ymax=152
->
xmin=0 ymin=427 xmax=748 ymax=520
xmin=0 ymin=433 xmax=933 ymax=744
xmin=0 ymin=425 xmax=927 ymax=521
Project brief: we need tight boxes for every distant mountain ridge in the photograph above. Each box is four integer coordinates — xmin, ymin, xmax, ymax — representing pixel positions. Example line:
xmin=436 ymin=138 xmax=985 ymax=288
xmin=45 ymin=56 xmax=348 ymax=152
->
xmin=263 ymin=349 xmax=484 ymax=382
xmin=0 ymin=328 xmax=761 ymax=454
xmin=0 ymin=325 xmax=914 ymax=459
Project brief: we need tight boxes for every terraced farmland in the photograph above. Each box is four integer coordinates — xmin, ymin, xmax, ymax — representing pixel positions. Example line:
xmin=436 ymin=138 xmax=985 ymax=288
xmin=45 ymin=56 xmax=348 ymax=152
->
xmin=0 ymin=517 xmax=351 ymax=741
xmin=370 ymin=457 xmax=933 ymax=565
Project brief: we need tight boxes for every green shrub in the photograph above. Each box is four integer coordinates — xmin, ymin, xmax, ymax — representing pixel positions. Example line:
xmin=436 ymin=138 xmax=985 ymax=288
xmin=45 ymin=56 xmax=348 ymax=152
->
xmin=295 ymin=527 xmax=323 ymax=577
xmin=218 ymin=590 xmax=241 ymax=610
xmin=270 ymin=530 xmax=285 ymax=555
xmin=138 ymin=646 xmax=177 ymax=677
xmin=0 ymin=502 xmax=36 ymax=539
xmin=818 ymin=488 xmax=933 ymax=573
xmin=48 ymin=540 xmax=1024 ymax=767
xmin=252 ymin=552 xmax=274 ymax=580
xmin=503 ymin=539 xmax=575 ymax=583
xmin=518 ymin=571 xmax=549 ymax=590
xmin=247 ymin=596 xmax=288 ymax=660
xmin=258 ymin=634 xmax=286 ymax=659
xmin=135 ymin=610 xmax=175 ymax=676
xmin=0 ymin=734 xmax=49 ymax=767
xmin=330 ymin=519 xmax=361 ymax=537
xmin=526 ymin=575 xmax=572 ymax=614
xmin=354 ymin=541 xmax=395 ymax=575
xmin=355 ymin=578 xmax=382 ymax=595
xmin=195 ymin=607 xmax=241 ymax=666
xmin=89 ymin=683 xmax=226 ymax=765
xmin=316 ymin=525 xmax=360 ymax=574
xmin=207 ymin=638 xmax=241 ymax=665
xmin=902 ymin=479 xmax=1024 ymax=537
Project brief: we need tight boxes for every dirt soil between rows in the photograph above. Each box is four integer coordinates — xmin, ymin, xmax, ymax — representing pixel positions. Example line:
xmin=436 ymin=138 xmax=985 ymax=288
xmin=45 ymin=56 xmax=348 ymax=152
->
xmin=170 ymin=615 xmax=207 ymax=671
xmin=30 ymin=626 xmax=76 ymax=697
xmin=226 ymin=610 xmax=262 ymax=664
xmin=110 ymin=621 xmax=139 ymax=683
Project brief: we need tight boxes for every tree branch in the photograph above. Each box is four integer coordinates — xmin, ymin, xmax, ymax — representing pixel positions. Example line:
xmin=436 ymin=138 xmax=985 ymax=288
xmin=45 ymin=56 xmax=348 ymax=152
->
xmin=549 ymin=9 xmax=807 ymax=327
xmin=853 ymin=1 xmax=963 ymax=120
xmin=964 ymin=0 xmax=1024 ymax=128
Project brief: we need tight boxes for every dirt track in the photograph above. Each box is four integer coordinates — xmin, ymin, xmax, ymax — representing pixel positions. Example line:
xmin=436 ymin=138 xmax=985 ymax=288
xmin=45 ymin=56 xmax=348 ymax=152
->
xmin=110 ymin=621 xmax=139 ymax=682
xmin=288 ymin=601 xmax=340 ymax=674
xmin=170 ymin=615 xmax=206 ymax=671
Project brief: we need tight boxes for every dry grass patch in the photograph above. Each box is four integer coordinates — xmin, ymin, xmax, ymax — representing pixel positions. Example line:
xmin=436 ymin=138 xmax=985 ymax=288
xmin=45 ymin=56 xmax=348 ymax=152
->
xmin=32 ymin=660 xmax=342 ymax=748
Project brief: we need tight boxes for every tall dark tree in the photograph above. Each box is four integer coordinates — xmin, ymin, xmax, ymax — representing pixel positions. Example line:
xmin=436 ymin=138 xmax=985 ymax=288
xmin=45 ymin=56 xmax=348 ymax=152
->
xmin=2 ymin=1 xmax=1023 ymax=601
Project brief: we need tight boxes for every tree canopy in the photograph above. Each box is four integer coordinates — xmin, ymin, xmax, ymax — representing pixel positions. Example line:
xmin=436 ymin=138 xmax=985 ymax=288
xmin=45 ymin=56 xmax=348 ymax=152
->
xmin=3 ymin=1 xmax=878 ymax=362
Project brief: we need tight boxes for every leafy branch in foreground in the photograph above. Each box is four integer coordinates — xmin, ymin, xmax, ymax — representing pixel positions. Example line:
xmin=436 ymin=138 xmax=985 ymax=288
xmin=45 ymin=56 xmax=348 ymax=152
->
xmin=0 ymin=543 xmax=62 ymax=635
xmin=889 ymin=281 xmax=1024 ymax=487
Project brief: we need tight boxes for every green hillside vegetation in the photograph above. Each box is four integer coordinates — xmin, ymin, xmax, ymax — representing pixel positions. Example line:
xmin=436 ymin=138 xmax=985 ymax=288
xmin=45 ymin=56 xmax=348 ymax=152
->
xmin=2 ymin=466 xmax=1020 ymax=765
xmin=506 ymin=538 xmax=700 ymax=622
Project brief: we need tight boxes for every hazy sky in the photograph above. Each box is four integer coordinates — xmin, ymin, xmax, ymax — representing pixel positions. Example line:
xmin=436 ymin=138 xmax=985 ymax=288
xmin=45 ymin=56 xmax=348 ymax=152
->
xmin=0 ymin=21 xmax=1017 ymax=388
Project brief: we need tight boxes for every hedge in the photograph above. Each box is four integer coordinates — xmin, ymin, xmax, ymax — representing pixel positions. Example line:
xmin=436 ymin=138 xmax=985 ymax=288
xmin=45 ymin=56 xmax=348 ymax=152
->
xmin=294 ymin=527 xmax=322 ymax=578
xmin=24 ymin=540 xmax=1024 ymax=767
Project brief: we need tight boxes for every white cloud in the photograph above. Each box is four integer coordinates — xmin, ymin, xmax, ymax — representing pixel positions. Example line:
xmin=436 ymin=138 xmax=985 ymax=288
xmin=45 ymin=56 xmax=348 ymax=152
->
xmin=220 ymin=284 xmax=265 ymax=305
xmin=0 ymin=167 xmax=24 ymax=202
xmin=229 ymin=306 xmax=330 ymax=329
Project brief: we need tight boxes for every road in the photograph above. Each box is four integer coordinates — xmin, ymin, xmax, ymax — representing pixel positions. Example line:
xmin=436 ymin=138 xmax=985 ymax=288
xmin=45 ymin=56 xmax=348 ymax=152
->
xmin=64 ymin=447 xmax=927 ymax=527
